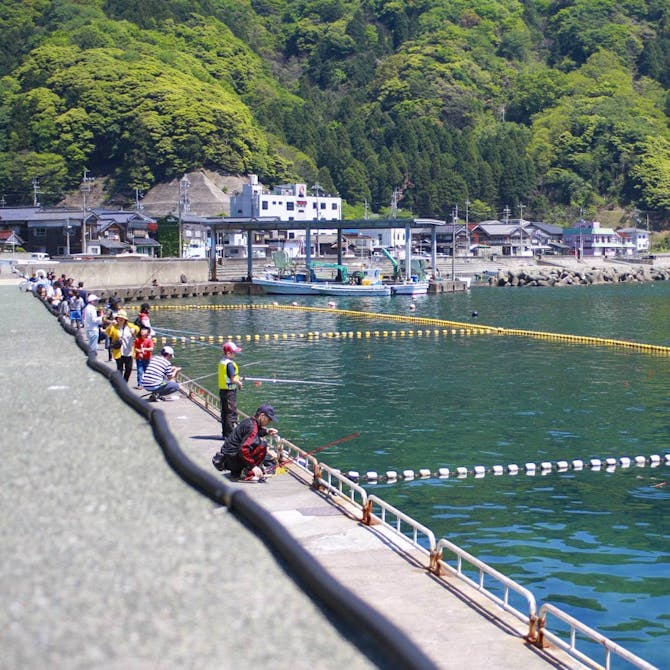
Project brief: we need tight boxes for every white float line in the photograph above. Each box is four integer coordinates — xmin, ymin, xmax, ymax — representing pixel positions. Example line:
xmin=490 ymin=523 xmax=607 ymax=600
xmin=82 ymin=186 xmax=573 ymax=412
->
xmin=339 ymin=453 xmax=670 ymax=484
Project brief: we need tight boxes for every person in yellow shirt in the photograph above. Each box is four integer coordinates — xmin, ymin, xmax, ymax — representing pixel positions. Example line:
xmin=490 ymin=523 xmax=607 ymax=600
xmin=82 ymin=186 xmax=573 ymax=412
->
xmin=105 ymin=308 xmax=140 ymax=382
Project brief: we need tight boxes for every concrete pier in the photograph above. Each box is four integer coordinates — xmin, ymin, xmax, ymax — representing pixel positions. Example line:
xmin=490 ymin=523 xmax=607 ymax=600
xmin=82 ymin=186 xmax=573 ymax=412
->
xmin=0 ymin=277 xmax=590 ymax=669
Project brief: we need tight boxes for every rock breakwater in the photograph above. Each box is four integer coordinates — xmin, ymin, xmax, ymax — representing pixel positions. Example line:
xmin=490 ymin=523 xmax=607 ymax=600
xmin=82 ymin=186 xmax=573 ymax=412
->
xmin=489 ymin=264 xmax=670 ymax=287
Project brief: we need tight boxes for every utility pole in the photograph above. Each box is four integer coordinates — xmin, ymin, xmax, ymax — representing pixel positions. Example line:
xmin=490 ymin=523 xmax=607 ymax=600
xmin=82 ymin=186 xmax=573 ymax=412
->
xmin=465 ymin=199 xmax=470 ymax=257
xmin=80 ymin=170 xmax=94 ymax=254
xmin=178 ymin=174 xmax=190 ymax=258
xmin=311 ymin=182 xmax=323 ymax=258
xmin=65 ymin=217 xmax=71 ymax=256
xmin=32 ymin=178 xmax=40 ymax=207
xmin=452 ymin=205 xmax=458 ymax=280
xmin=135 ymin=188 xmax=144 ymax=212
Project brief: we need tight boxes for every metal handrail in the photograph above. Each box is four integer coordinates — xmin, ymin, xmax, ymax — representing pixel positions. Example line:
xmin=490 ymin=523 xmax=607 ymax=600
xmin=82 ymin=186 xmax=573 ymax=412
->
xmin=434 ymin=538 xmax=537 ymax=637
xmin=538 ymin=603 xmax=658 ymax=670
xmin=173 ymin=372 xmax=657 ymax=670
xmin=368 ymin=495 xmax=437 ymax=554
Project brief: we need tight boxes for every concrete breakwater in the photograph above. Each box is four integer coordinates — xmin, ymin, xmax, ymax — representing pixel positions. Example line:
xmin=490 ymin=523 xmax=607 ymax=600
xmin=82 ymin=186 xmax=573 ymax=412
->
xmin=489 ymin=262 xmax=670 ymax=287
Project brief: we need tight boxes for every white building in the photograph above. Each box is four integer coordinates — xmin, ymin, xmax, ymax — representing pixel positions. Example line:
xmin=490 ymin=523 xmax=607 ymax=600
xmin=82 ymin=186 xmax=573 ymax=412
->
xmin=617 ymin=227 xmax=650 ymax=255
xmin=230 ymin=174 xmax=341 ymax=222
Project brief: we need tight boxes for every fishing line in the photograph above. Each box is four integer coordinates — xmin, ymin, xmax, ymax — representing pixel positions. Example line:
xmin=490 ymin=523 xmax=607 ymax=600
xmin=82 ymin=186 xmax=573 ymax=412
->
xmin=244 ymin=376 xmax=342 ymax=386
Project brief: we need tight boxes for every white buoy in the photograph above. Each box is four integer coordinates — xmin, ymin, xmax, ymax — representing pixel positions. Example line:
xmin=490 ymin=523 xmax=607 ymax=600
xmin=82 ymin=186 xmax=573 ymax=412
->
xmin=366 ymin=471 xmax=378 ymax=481
xmin=327 ymin=301 xmax=336 ymax=308
xmin=419 ymin=468 xmax=431 ymax=478
xmin=409 ymin=303 xmax=416 ymax=311
xmin=664 ymin=454 xmax=670 ymax=465
xmin=540 ymin=462 xmax=553 ymax=472
xmin=456 ymin=466 xmax=468 ymax=477
xmin=650 ymin=454 xmax=661 ymax=465
xmin=605 ymin=458 xmax=617 ymax=467
xmin=572 ymin=459 xmax=584 ymax=470
xmin=619 ymin=457 xmax=631 ymax=468
xmin=492 ymin=465 xmax=504 ymax=475
xmin=508 ymin=464 xmax=519 ymax=474
xmin=589 ymin=458 xmax=602 ymax=469
xmin=525 ymin=462 xmax=536 ymax=473
xmin=402 ymin=469 xmax=415 ymax=480
xmin=556 ymin=461 xmax=569 ymax=471
xmin=474 ymin=465 xmax=486 ymax=476
xmin=386 ymin=470 xmax=398 ymax=481
xmin=347 ymin=470 xmax=359 ymax=480
xmin=437 ymin=467 xmax=450 ymax=478
xmin=634 ymin=455 xmax=646 ymax=466
xmin=291 ymin=301 xmax=298 ymax=306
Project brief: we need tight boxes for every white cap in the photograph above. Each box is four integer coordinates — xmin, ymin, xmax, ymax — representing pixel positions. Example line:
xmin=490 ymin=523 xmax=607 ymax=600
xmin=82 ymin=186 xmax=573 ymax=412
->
xmin=87 ymin=294 xmax=99 ymax=302
xmin=161 ymin=346 xmax=175 ymax=356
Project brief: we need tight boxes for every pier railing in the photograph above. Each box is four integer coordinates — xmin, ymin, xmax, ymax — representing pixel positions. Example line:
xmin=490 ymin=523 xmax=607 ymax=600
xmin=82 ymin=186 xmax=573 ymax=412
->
xmin=537 ymin=603 xmax=657 ymax=670
xmin=171 ymin=376 xmax=657 ymax=670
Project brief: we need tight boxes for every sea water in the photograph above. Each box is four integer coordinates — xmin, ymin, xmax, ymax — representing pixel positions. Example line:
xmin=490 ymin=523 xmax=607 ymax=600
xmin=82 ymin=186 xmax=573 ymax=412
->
xmin=152 ymin=282 xmax=670 ymax=668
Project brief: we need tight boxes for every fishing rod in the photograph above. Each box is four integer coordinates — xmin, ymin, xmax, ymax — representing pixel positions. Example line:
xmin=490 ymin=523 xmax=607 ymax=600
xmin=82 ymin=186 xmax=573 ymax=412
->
xmin=178 ymin=360 xmax=265 ymax=386
xmin=279 ymin=432 xmax=361 ymax=467
xmin=243 ymin=376 xmax=342 ymax=386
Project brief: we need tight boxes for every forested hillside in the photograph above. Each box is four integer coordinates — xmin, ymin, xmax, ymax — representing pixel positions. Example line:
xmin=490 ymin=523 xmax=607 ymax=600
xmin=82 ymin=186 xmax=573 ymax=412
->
xmin=2 ymin=0 xmax=670 ymax=225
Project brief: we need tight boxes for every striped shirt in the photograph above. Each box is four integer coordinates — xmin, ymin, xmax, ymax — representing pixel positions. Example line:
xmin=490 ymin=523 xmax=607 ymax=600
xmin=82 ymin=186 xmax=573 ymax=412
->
xmin=141 ymin=356 xmax=173 ymax=390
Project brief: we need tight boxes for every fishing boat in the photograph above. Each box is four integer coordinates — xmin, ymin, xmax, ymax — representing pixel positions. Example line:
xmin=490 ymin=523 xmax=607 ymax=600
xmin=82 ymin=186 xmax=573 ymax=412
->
xmin=252 ymin=258 xmax=391 ymax=296
xmin=390 ymin=280 xmax=430 ymax=296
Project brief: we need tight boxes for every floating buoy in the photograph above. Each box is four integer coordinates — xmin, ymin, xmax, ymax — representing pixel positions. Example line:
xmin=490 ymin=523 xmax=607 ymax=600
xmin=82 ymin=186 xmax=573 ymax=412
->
xmin=409 ymin=303 xmax=416 ymax=311
xmin=572 ymin=459 xmax=584 ymax=470
xmin=649 ymin=454 xmax=661 ymax=465
xmin=525 ymin=462 xmax=536 ymax=474
xmin=327 ymin=301 xmax=336 ymax=308
xmin=605 ymin=457 xmax=617 ymax=467
xmin=386 ymin=470 xmax=398 ymax=481
xmin=492 ymin=465 xmax=504 ymax=476
xmin=456 ymin=466 xmax=468 ymax=477
xmin=619 ymin=457 xmax=631 ymax=467
xmin=589 ymin=458 xmax=602 ymax=469
xmin=473 ymin=465 xmax=486 ymax=476
xmin=366 ymin=471 xmax=378 ymax=481
xmin=471 ymin=311 xmax=478 ymax=318
xmin=437 ymin=467 xmax=450 ymax=478
xmin=556 ymin=461 xmax=569 ymax=471
xmin=634 ymin=455 xmax=647 ymax=466
xmin=402 ymin=469 xmax=415 ymax=480
xmin=664 ymin=454 xmax=670 ymax=465
xmin=540 ymin=461 xmax=553 ymax=472
xmin=419 ymin=468 xmax=431 ymax=478
xmin=291 ymin=301 xmax=298 ymax=306
xmin=508 ymin=464 xmax=519 ymax=474
xmin=347 ymin=470 xmax=360 ymax=481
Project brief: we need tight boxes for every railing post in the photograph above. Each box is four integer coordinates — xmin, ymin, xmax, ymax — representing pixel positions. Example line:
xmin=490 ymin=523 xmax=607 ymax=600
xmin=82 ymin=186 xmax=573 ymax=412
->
xmin=535 ymin=613 xmax=547 ymax=649
xmin=429 ymin=549 xmax=442 ymax=576
xmin=526 ymin=614 xmax=538 ymax=645
xmin=311 ymin=462 xmax=323 ymax=490
xmin=361 ymin=499 xmax=373 ymax=525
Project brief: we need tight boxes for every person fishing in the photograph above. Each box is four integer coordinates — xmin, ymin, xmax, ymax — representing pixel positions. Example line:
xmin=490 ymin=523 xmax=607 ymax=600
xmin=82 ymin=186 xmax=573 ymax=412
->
xmin=219 ymin=340 xmax=243 ymax=438
xmin=212 ymin=404 xmax=279 ymax=482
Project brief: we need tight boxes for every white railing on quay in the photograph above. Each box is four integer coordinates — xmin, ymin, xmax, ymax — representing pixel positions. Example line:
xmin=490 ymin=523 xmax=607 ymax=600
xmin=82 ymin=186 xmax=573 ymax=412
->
xmin=434 ymin=537 xmax=537 ymax=635
xmin=368 ymin=495 xmax=436 ymax=554
xmin=538 ymin=603 xmax=658 ymax=670
xmin=174 ymin=374 xmax=656 ymax=670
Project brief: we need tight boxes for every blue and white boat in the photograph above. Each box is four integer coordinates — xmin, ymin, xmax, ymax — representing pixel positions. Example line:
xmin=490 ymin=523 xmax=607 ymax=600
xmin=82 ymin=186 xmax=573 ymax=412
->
xmin=252 ymin=261 xmax=391 ymax=296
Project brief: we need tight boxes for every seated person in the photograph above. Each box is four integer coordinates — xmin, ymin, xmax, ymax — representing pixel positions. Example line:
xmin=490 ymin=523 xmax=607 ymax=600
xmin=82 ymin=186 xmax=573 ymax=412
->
xmin=141 ymin=346 xmax=181 ymax=401
xmin=212 ymin=404 xmax=278 ymax=481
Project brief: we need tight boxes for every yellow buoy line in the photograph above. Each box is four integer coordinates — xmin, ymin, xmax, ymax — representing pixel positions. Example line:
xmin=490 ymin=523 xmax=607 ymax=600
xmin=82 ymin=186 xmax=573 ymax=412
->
xmin=148 ymin=303 xmax=670 ymax=355
xmin=338 ymin=453 xmax=670 ymax=485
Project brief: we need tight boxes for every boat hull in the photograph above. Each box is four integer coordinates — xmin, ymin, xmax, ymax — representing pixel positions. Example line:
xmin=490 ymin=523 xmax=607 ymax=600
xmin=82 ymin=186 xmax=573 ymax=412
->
xmin=390 ymin=281 xmax=429 ymax=296
xmin=252 ymin=277 xmax=391 ymax=296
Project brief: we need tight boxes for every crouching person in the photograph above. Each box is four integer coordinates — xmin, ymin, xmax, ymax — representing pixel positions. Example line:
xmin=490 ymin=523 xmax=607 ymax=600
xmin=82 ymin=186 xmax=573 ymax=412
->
xmin=142 ymin=346 xmax=181 ymax=401
xmin=212 ymin=404 xmax=278 ymax=481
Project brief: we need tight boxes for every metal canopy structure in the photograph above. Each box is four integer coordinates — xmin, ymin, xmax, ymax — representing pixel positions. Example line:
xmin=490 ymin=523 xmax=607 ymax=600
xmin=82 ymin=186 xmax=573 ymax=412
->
xmin=197 ymin=217 xmax=446 ymax=281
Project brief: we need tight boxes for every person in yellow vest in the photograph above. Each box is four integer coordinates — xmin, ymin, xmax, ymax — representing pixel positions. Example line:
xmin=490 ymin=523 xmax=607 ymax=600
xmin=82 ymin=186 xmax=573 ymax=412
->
xmin=219 ymin=341 xmax=243 ymax=439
